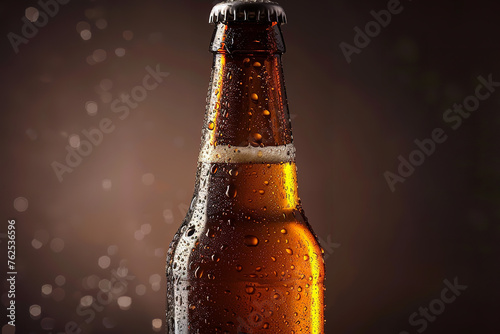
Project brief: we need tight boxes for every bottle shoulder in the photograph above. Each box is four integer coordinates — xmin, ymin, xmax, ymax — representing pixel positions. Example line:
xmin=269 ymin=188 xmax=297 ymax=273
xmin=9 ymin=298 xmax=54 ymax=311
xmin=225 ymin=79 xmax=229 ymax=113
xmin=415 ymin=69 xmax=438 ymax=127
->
xmin=167 ymin=209 xmax=324 ymax=282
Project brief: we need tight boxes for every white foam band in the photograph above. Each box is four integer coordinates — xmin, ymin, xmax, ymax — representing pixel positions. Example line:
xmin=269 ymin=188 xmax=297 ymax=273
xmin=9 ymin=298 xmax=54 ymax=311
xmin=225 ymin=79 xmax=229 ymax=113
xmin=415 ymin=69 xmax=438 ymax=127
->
xmin=198 ymin=143 xmax=296 ymax=164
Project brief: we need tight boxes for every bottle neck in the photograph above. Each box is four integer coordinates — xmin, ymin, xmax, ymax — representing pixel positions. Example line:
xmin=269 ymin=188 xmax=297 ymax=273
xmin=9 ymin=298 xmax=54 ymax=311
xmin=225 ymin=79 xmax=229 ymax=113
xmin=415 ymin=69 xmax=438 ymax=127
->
xmin=202 ymin=22 xmax=292 ymax=150
xmin=194 ymin=22 xmax=299 ymax=217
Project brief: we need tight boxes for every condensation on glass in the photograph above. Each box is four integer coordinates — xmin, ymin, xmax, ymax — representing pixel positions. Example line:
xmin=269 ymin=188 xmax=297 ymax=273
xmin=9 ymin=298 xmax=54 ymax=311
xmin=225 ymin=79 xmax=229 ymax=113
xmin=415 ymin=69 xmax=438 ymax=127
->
xmin=166 ymin=1 xmax=325 ymax=333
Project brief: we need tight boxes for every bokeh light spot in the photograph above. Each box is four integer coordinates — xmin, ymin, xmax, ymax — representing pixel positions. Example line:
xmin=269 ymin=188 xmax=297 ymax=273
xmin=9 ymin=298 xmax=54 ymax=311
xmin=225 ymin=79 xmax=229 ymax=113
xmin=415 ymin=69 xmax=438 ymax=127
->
xmin=25 ymin=7 xmax=39 ymax=22
xmin=92 ymin=49 xmax=107 ymax=62
xmin=107 ymin=245 xmax=118 ymax=256
xmin=80 ymin=29 xmax=92 ymax=41
xmin=96 ymin=18 xmax=108 ymax=30
xmin=117 ymin=296 xmax=132 ymax=310
xmin=135 ymin=284 xmax=146 ymax=296
xmin=80 ymin=295 xmax=93 ymax=307
xmin=100 ymin=79 xmax=113 ymax=91
xmin=149 ymin=274 xmax=161 ymax=285
xmin=98 ymin=255 xmax=111 ymax=269
xmin=85 ymin=101 xmax=98 ymax=116
xmin=115 ymin=48 xmax=126 ymax=57
xmin=13 ymin=197 xmax=28 ymax=212
xmin=154 ymin=248 xmax=165 ymax=257
xmin=55 ymin=275 xmax=66 ymax=286
xmin=41 ymin=284 xmax=53 ymax=296
xmin=141 ymin=224 xmax=152 ymax=235
xmin=69 ymin=134 xmax=80 ymax=148
xmin=83 ymin=275 xmax=100 ymax=289
xmin=123 ymin=30 xmax=134 ymax=40
xmin=142 ymin=173 xmax=155 ymax=186
xmin=99 ymin=279 xmax=111 ymax=292
xmin=86 ymin=55 xmax=96 ymax=65
xmin=50 ymin=238 xmax=65 ymax=253
xmin=163 ymin=209 xmax=173 ymax=224
xmin=32 ymin=239 xmax=43 ymax=249
xmin=134 ymin=230 xmax=144 ymax=241
xmin=29 ymin=304 xmax=41 ymax=317
xmin=102 ymin=179 xmax=112 ymax=191
xmin=152 ymin=318 xmax=162 ymax=331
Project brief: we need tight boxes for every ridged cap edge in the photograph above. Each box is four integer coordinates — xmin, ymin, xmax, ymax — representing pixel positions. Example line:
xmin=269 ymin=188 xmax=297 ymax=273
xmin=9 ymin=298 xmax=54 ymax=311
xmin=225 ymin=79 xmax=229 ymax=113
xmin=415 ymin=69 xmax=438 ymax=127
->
xmin=209 ymin=0 xmax=287 ymax=24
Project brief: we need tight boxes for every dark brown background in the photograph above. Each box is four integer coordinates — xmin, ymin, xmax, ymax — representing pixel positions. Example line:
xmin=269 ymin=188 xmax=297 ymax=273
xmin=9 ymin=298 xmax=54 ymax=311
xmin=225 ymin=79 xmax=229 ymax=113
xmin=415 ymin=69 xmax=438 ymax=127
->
xmin=1 ymin=0 xmax=499 ymax=333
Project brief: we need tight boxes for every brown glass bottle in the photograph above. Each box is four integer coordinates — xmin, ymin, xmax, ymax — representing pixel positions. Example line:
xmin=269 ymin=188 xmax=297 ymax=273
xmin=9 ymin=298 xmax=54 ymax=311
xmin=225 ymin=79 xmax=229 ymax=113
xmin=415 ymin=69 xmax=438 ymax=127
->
xmin=166 ymin=1 xmax=325 ymax=333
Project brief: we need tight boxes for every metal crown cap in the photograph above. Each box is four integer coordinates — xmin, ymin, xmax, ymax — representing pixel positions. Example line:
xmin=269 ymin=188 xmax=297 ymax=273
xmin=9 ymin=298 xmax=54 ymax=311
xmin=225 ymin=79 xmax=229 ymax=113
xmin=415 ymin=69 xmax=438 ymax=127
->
xmin=209 ymin=0 xmax=287 ymax=24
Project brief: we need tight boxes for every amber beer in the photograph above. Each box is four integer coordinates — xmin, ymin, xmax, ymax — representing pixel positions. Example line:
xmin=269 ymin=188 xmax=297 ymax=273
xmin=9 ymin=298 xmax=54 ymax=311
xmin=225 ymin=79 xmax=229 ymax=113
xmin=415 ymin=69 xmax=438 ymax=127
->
xmin=166 ymin=1 xmax=325 ymax=332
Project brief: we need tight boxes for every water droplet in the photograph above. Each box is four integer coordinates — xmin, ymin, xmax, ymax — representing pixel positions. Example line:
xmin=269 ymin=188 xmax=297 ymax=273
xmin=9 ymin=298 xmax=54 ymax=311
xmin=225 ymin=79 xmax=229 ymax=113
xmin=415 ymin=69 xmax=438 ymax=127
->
xmin=244 ymin=235 xmax=259 ymax=247
xmin=195 ymin=267 xmax=204 ymax=279
xmin=253 ymin=133 xmax=262 ymax=141
xmin=245 ymin=286 xmax=255 ymax=294
xmin=295 ymin=293 xmax=301 ymax=300
xmin=281 ymin=228 xmax=287 ymax=234
xmin=211 ymin=254 xmax=220 ymax=262
xmin=285 ymin=248 xmax=293 ymax=255
xmin=253 ymin=62 xmax=262 ymax=68
xmin=236 ymin=265 xmax=243 ymax=272
xmin=251 ymin=93 xmax=259 ymax=101
xmin=271 ymin=256 xmax=276 ymax=262
xmin=226 ymin=184 xmax=237 ymax=198
xmin=243 ymin=58 xmax=251 ymax=66
xmin=211 ymin=165 xmax=218 ymax=174
xmin=303 ymin=255 xmax=309 ymax=261
xmin=187 ymin=227 xmax=196 ymax=237
xmin=263 ymin=109 xmax=271 ymax=116
xmin=273 ymin=293 xmax=280 ymax=300
xmin=258 ymin=189 xmax=265 ymax=195
xmin=208 ymin=121 xmax=215 ymax=130
xmin=263 ymin=322 xmax=269 ymax=329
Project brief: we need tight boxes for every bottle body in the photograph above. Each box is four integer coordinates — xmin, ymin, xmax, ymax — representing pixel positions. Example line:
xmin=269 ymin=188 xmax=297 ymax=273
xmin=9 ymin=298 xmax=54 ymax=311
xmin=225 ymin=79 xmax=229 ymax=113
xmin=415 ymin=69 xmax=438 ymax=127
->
xmin=166 ymin=21 xmax=325 ymax=334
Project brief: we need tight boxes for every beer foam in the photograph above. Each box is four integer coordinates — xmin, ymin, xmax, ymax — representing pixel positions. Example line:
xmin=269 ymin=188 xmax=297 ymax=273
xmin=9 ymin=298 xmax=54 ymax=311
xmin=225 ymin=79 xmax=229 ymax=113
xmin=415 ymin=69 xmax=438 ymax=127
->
xmin=199 ymin=143 xmax=296 ymax=164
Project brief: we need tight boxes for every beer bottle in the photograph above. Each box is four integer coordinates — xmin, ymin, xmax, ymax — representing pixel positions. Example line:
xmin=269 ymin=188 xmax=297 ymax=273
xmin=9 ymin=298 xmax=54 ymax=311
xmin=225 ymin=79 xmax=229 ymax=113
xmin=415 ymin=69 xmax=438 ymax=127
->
xmin=166 ymin=0 xmax=325 ymax=332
